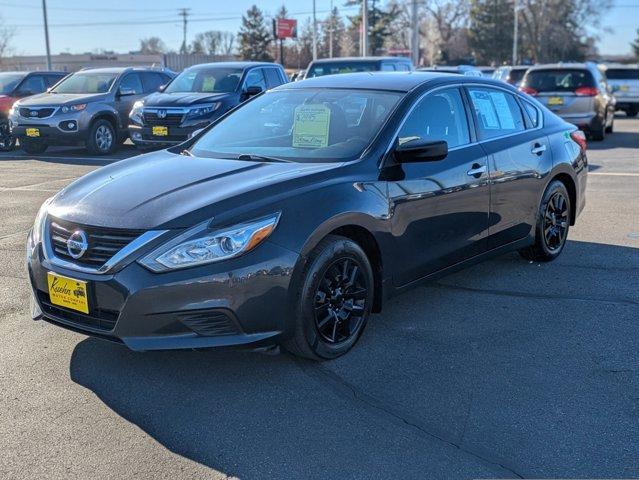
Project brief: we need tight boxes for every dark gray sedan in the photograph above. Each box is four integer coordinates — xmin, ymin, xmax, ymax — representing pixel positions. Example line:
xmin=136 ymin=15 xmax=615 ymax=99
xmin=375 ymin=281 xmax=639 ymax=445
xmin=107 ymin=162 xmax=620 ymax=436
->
xmin=26 ymin=72 xmax=587 ymax=360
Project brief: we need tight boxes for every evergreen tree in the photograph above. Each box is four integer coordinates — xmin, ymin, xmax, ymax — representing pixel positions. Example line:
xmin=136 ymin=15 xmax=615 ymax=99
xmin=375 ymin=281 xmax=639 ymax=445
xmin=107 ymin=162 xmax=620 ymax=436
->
xmin=238 ymin=5 xmax=274 ymax=61
xmin=469 ymin=0 xmax=513 ymax=65
xmin=631 ymin=29 xmax=639 ymax=58
xmin=320 ymin=7 xmax=346 ymax=58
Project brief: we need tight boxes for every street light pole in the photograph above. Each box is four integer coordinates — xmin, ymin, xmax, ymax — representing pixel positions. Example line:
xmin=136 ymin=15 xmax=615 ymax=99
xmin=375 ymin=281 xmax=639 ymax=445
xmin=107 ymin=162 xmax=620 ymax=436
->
xmin=362 ymin=0 xmax=368 ymax=57
xmin=312 ymin=0 xmax=318 ymax=60
xmin=512 ymin=0 xmax=518 ymax=65
xmin=411 ymin=0 xmax=418 ymax=66
xmin=42 ymin=0 xmax=52 ymax=70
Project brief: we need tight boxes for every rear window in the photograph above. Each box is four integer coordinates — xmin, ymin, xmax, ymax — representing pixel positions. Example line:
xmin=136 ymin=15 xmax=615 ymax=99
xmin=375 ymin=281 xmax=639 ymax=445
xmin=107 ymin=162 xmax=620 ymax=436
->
xmin=522 ymin=69 xmax=595 ymax=93
xmin=306 ymin=61 xmax=378 ymax=77
xmin=605 ymin=69 xmax=639 ymax=80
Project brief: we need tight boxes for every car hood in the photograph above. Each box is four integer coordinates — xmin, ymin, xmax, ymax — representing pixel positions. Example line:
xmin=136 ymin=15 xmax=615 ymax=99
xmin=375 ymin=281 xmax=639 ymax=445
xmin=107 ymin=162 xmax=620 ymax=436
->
xmin=48 ymin=150 xmax=342 ymax=230
xmin=18 ymin=93 xmax=107 ymax=106
xmin=143 ymin=92 xmax=235 ymax=107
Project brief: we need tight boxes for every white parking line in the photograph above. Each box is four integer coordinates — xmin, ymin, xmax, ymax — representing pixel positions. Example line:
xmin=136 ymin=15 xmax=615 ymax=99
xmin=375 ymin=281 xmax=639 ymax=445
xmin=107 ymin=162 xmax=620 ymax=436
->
xmin=589 ymin=172 xmax=639 ymax=177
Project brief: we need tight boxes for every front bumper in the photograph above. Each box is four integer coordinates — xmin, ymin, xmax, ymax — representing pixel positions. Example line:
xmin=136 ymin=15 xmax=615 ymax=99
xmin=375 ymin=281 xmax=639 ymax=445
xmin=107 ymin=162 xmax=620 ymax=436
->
xmin=10 ymin=111 xmax=89 ymax=145
xmin=27 ymin=236 xmax=300 ymax=351
xmin=128 ymin=123 xmax=206 ymax=147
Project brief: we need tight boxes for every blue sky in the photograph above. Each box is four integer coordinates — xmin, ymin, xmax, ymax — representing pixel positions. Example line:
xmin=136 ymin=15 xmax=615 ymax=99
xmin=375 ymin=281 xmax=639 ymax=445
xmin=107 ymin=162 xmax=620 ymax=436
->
xmin=0 ymin=0 xmax=637 ymax=57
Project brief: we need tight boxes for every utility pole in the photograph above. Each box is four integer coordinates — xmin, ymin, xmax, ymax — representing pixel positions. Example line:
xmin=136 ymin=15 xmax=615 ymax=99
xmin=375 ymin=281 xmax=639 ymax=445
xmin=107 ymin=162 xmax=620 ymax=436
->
xmin=329 ymin=0 xmax=334 ymax=58
xmin=512 ymin=0 xmax=518 ymax=65
xmin=410 ymin=0 xmax=418 ymax=66
xmin=312 ymin=0 xmax=318 ymax=60
xmin=42 ymin=0 xmax=52 ymax=70
xmin=179 ymin=8 xmax=190 ymax=54
xmin=361 ymin=0 xmax=368 ymax=57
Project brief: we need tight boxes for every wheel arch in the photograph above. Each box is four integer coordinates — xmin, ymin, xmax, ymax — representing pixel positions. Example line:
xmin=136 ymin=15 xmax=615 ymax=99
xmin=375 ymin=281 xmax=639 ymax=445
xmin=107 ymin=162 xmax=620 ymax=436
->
xmin=90 ymin=111 xmax=118 ymax=132
xmin=549 ymin=171 xmax=577 ymax=225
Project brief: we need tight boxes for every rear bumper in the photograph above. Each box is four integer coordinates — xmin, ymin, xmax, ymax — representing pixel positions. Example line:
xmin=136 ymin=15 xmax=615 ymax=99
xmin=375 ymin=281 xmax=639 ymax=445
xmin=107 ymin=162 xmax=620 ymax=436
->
xmin=556 ymin=113 xmax=601 ymax=132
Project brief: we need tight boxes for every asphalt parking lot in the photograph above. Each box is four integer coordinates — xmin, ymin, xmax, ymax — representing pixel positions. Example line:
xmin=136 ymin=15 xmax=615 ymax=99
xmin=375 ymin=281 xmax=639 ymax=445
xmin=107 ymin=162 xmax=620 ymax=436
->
xmin=1 ymin=118 xmax=638 ymax=480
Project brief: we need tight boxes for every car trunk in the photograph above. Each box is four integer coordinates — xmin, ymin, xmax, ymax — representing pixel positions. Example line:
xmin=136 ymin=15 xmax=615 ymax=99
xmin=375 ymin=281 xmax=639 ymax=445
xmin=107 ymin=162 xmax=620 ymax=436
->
xmin=521 ymin=68 xmax=597 ymax=116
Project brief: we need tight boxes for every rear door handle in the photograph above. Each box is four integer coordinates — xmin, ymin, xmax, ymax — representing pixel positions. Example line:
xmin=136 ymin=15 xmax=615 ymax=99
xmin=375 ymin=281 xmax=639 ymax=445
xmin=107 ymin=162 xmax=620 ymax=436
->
xmin=466 ymin=164 xmax=487 ymax=178
xmin=531 ymin=144 xmax=547 ymax=155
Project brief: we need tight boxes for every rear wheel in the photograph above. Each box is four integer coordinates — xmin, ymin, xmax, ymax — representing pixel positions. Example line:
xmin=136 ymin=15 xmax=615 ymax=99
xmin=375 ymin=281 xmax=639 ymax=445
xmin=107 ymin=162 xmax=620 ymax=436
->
xmin=590 ymin=116 xmax=606 ymax=141
xmin=21 ymin=139 xmax=48 ymax=155
xmin=283 ymin=235 xmax=374 ymax=360
xmin=519 ymin=180 xmax=571 ymax=262
xmin=86 ymin=119 xmax=116 ymax=155
xmin=0 ymin=120 xmax=16 ymax=152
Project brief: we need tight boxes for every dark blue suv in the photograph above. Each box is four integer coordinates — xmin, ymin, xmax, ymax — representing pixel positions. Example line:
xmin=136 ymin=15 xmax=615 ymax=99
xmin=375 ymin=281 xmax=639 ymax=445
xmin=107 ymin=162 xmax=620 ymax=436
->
xmin=128 ymin=62 xmax=288 ymax=149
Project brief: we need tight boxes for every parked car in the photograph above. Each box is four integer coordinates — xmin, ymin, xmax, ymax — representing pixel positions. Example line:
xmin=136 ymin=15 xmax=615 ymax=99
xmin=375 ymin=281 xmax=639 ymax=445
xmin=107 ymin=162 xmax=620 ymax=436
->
xmin=290 ymin=70 xmax=306 ymax=81
xmin=418 ymin=65 xmax=483 ymax=77
xmin=27 ymin=72 xmax=587 ymax=360
xmin=519 ymin=62 xmax=615 ymax=140
xmin=493 ymin=65 xmax=529 ymax=86
xmin=601 ymin=64 xmax=639 ymax=117
xmin=0 ymin=71 xmax=66 ymax=151
xmin=9 ymin=67 xmax=174 ymax=155
xmin=478 ymin=66 xmax=496 ymax=78
xmin=305 ymin=56 xmax=413 ymax=78
xmin=128 ymin=62 xmax=288 ymax=149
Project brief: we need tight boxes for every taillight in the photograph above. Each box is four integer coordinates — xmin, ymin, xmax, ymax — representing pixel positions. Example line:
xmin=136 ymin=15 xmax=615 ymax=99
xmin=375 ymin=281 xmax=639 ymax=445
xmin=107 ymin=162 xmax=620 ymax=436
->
xmin=570 ymin=130 xmax=587 ymax=154
xmin=574 ymin=87 xmax=598 ymax=97
xmin=519 ymin=86 xmax=538 ymax=96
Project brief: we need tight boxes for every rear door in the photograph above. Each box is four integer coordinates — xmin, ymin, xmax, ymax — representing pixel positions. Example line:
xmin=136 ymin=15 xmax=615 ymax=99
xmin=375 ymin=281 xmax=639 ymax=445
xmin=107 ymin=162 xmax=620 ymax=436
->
xmin=388 ymin=87 xmax=490 ymax=285
xmin=466 ymin=86 xmax=553 ymax=248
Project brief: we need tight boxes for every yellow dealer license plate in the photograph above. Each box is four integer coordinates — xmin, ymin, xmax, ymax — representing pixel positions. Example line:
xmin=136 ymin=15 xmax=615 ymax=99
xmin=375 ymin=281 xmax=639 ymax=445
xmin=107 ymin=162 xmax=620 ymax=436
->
xmin=25 ymin=128 xmax=40 ymax=137
xmin=548 ymin=96 xmax=564 ymax=106
xmin=620 ymin=85 xmax=630 ymax=92
xmin=47 ymin=272 xmax=89 ymax=314
xmin=152 ymin=126 xmax=168 ymax=136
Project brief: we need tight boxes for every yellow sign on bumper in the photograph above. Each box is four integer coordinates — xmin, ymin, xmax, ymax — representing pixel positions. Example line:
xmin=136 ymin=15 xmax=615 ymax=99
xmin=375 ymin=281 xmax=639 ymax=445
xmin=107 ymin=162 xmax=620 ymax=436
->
xmin=47 ymin=272 xmax=89 ymax=314
xmin=25 ymin=128 xmax=40 ymax=137
xmin=548 ymin=97 xmax=564 ymax=106
xmin=152 ymin=126 xmax=168 ymax=136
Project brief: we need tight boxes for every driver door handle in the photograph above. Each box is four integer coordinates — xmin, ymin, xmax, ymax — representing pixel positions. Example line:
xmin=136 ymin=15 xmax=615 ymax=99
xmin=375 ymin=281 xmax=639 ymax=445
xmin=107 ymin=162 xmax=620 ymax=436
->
xmin=466 ymin=164 xmax=487 ymax=178
xmin=531 ymin=143 xmax=547 ymax=155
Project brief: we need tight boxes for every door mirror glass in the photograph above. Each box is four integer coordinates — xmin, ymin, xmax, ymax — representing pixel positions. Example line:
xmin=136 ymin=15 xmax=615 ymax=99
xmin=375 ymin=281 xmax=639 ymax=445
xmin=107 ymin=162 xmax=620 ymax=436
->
xmin=244 ymin=85 xmax=263 ymax=97
xmin=118 ymin=86 xmax=136 ymax=96
xmin=395 ymin=139 xmax=448 ymax=163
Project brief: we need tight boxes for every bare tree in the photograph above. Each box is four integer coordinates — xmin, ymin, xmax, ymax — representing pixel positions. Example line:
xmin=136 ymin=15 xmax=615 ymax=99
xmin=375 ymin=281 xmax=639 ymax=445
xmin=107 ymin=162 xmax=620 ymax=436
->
xmin=0 ymin=16 xmax=15 ymax=60
xmin=424 ymin=0 xmax=469 ymax=63
xmin=139 ymin=37 xmax=167 ymax=55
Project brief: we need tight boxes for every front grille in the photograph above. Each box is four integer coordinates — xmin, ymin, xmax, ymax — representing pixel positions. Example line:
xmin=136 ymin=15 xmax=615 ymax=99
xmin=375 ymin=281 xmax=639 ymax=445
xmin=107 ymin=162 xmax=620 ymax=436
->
xmin=177 ymin=309 xmax=241 ymax=336
xmin=49 ymin=217 xmax=143 ymax=268
xmin=143 ymin=111 xmax=184 ymax=126
xmin=20 ymin=107 xmax=55 ymax=119
xmin=37 ymin=290 xmax=119 ymax=331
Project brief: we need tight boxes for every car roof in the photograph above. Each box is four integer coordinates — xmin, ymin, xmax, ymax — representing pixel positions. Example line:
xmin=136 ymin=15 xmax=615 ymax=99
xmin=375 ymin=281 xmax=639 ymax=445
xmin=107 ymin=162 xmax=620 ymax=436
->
xmin=76 ymin=67 xmax=171 ymax=74
xmin=276 ymin=71 xmax=514 ymax=93
xmin=310 ymin=56 xmax=410 ymax=64
xmin=186 ymin=61 xmax=281 ymax=70
xmin=527 ymin=63 xmax=590 ymax=71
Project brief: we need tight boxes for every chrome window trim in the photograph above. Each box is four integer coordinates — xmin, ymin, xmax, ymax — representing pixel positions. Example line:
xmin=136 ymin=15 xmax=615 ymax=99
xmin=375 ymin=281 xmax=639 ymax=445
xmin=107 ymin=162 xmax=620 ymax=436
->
xmin=42 ymin=217 xmax=169 ymax=275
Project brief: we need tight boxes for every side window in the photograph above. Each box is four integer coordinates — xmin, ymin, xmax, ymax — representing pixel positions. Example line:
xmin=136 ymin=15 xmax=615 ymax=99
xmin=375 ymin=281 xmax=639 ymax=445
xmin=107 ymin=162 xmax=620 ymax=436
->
xmin=264 ymin=68 xmax=283 ymax=89
xmin=243 ymin=69 xmax=267 ymax=91
xmin=119 ymin=73 xmax=143 ymax=94
xmin=141 ymin=72 xmax=166 ymax=93
xmin=522 ymin=99 xmax=540 ymax=128
xmin=468 ymin=87 xmax=525 ymax=140
xmin=20 ymin=75 xmax=47 ymax=94
xmin=381 ymin=63 xmax=396 ymax=71
xmin=397 ymin=63 xmax=411 ymax=72
xmin=45 ymin=74 xmax=64 ymax=88
xmin=398 ymin=88 xmax=471 ymax=148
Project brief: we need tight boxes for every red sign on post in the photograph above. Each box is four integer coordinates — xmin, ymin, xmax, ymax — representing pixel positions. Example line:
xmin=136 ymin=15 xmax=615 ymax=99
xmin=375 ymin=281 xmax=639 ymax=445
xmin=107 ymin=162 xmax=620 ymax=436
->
xmin=275 ymin=18 xmax=298 ymax=39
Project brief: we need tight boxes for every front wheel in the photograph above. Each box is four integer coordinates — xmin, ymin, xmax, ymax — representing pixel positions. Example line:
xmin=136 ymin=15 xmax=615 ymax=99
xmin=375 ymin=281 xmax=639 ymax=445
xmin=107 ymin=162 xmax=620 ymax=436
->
xmin=86 ymin=119 xmax=116 ymax=155
xmin=519 ymin=180 xmax=571 ymax=262
xmin=0 ymin=120 xmax=16 ymax=152
xmin=283 ymin=235 xmax=374 ymax=360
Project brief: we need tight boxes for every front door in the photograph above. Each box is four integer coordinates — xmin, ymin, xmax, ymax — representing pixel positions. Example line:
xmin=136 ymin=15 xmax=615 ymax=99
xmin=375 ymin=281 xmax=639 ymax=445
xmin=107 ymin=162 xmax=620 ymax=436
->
xmin=388 ymin=87 xmax=491 ymax=286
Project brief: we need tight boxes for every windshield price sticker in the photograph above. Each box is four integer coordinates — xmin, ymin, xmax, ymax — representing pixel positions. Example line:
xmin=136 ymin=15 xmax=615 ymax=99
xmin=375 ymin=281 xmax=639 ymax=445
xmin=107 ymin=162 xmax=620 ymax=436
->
xmin=293 ymin=104 xmax=331 ymax=148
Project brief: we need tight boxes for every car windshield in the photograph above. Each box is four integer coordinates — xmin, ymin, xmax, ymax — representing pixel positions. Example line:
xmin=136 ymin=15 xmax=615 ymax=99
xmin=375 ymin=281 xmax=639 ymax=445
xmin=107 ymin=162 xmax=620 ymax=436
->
xmin=51 ymin=72 xmax=118 ymax=94
xmin=523 ymin=69 xmax=595 ymax=92
xmin=0 ymin=74 xmax=26 ymax=94
xmin=190 ymin=88 xmax=403 ymax=163
xmin=164 ymin=67 xmax=243 ymax=93
xmin=306 ymin=61 xmax=379 ymax=77
xmin=606 ymin=69 xmax=639 ymax=80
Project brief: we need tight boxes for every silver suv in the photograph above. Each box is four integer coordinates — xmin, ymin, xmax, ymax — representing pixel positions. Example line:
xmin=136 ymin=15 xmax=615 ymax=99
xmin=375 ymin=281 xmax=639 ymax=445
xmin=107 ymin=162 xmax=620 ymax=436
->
xmin=9 ymin=67 xmax=174 ymax=155
xmin=519 ymin=63 xmax=615 ymax=141
xmin=602 ymin=64 xmax=639 ymax=117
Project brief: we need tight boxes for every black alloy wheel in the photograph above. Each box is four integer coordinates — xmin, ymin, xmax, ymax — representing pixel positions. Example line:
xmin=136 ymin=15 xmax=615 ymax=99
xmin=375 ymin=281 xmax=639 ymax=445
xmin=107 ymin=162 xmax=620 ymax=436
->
xmin=314 ymin=257 xmax=368 ymax=344
xmin=0 ymin=120 xmax=16 ymax=152
xmin=542 ymin=191 xmax=569 ymax=252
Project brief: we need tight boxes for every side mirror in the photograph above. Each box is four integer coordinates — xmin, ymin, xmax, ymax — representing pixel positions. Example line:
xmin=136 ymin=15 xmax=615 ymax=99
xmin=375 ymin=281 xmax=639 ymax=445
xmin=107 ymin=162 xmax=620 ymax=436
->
xmin=244 ymin=85 xmax=263 ymax=97
xmin=118 ymin=86 xmax=136 ymax=97
xmin=158 ymin=84 xmax=167 ymax=92
xmin=394 ymin=139 xmax=448 ymax=163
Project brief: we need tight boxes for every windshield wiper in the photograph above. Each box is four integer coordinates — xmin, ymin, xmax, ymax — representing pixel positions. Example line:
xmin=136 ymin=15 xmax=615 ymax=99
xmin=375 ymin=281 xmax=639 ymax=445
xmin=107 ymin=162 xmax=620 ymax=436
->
xmin=236 ymin=153 xmax=290 ymax=163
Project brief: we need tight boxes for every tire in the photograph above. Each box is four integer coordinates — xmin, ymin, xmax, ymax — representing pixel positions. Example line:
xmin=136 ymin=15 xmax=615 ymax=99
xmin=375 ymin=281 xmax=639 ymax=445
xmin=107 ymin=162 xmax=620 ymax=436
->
xmin=86 ymin=119 xmax=117 ymax=155
xmin=282 ymin=235 xmax=374 ymax=361
xmin=21 ymin=139 xmax=48 ymax=155
xmin=0 ymin=120 xmax=16 ymax=152
xmin=590 ymin=117 xmax=605 ymax=141
xmin=519 ymin=180 xmax=571 ymax=262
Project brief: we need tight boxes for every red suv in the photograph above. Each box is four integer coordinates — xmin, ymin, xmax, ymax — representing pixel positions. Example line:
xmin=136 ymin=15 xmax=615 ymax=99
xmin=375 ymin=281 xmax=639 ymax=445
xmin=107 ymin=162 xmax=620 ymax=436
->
xmin=0 ymin=71 xmax=66 ymax=151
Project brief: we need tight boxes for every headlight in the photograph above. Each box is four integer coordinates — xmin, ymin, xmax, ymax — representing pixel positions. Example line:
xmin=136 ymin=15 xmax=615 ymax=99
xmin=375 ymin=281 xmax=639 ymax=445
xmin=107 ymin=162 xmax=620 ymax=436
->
xmin=186 ymin=103 xmax=221 ymax=118
xmin=61 ymin=104 xmax=87 ymax=113
xmin=139 ymin=213 xmax=280 ymax=272
xmin=8 ymin=103 xmax=18 ymax=116
xmin=28 ymin=197 xmax=52 ymax=249
xmin=129 ymin=100 xmax=144 ymax=125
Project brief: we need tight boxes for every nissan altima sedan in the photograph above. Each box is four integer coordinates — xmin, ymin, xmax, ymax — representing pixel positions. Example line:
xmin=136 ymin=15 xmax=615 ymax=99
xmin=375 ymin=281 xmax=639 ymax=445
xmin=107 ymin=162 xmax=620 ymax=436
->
xmin=26 ymin=72 xmax=588 ymax=360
